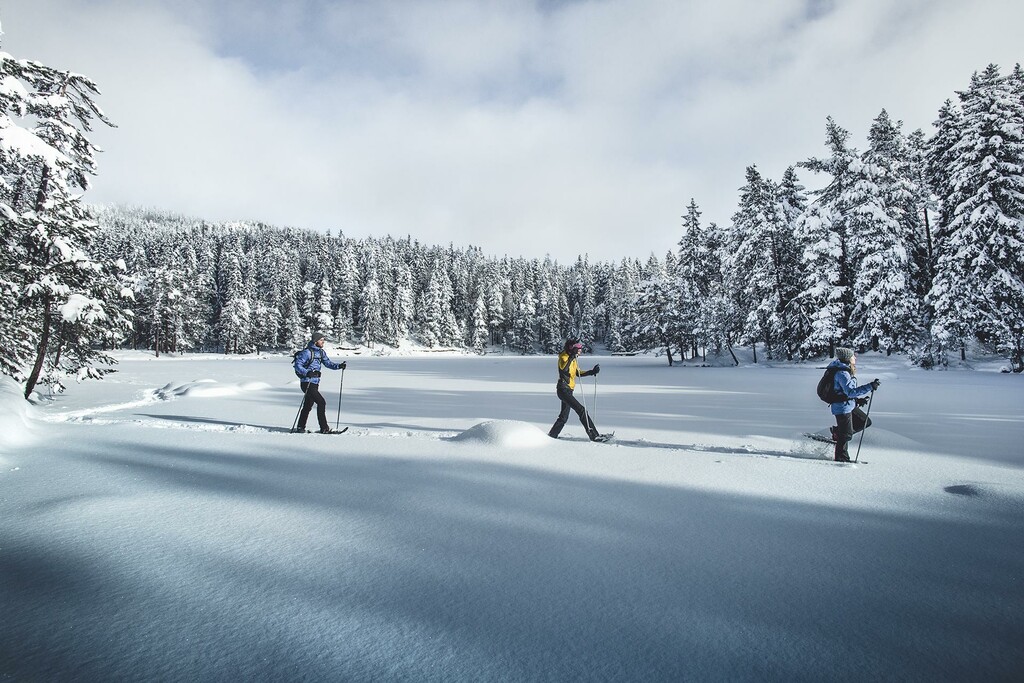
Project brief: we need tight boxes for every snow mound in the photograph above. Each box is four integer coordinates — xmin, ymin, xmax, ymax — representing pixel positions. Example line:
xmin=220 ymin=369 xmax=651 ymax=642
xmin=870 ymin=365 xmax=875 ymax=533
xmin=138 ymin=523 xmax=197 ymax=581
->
xmin=0 ymin=376 xmax=36 ymax=454
xmin=451 ymin=420 xmax=551 ymax=448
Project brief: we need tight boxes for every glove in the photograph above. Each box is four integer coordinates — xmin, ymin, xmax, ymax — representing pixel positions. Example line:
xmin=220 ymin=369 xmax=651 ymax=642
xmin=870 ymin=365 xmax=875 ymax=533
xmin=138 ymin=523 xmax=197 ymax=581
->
xmin=340 ymin=361 xmax=347 ymax=370
xmin=856 ymin=397 xmax=868 ymax=407
xmin=592 ymin=364 xmax=600 ymax=375
xmin=870 ymin=378 xmax=881 ymax=391
xmin=305 ymin=370 xmax=319 ymax=378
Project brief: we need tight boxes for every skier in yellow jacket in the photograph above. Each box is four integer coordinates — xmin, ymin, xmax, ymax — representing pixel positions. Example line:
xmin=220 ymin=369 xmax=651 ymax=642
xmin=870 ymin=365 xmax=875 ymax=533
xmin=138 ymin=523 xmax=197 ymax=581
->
xmin=548 ymin=339 xmax=607 ymax=441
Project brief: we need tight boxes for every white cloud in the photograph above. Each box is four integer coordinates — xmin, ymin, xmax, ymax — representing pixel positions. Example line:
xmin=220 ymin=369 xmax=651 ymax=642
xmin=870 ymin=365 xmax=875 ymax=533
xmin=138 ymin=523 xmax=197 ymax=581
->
xmin=3 ymin=0 xmax=1023 ymax=262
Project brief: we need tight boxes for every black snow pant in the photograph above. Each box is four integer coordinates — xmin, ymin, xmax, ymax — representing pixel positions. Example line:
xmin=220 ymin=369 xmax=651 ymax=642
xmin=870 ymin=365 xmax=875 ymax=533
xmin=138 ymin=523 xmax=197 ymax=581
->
xmin=834 ymin=407 xmax=872 ymax=461
xmin=549 ymin=383 xmax=598 ymax=440
xmin=298 ymin=382 xmax=329 ymax=432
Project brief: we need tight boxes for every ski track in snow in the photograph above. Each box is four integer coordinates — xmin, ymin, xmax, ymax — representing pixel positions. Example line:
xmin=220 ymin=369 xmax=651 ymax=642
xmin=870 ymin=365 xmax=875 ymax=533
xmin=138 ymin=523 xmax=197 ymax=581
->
xmin=39 ymin=379 xmax=859 ymax=465
xmin=41 ymin=379 xmax=273 ymax=425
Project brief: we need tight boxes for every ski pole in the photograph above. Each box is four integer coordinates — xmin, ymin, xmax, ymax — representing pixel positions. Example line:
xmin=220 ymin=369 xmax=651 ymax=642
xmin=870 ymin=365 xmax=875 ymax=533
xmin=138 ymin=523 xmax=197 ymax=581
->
xmin=577 ymin=375 xmax=595 ymax=436
xmin=854 ymin=390 xmax=874 ymax=463
xmin=593 ymin=372 xmax=599 ymax=422
xmin=291 ymin=384 xmax=307 ymax=433
xmin=335 ymin=367 xmax=346 ymax=431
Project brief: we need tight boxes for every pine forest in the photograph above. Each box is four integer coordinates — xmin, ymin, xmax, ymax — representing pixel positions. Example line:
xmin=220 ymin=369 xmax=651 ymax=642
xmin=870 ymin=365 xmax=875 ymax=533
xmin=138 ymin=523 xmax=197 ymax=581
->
xmin=2 ymin=42 xmax=1024 ymax=399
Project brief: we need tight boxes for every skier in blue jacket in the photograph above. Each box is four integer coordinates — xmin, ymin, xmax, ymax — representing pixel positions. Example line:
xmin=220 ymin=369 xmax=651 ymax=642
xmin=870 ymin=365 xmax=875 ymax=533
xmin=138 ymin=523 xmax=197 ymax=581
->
xmin=828 ymin=347 xmax=880 ymax=461
xmin=292 ymin=332 xmax=346 ymax=433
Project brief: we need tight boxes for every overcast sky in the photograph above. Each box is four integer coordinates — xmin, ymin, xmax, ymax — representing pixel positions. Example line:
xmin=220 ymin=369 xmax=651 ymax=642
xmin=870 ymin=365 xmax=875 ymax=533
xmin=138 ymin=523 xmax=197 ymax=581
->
xmin=3 ymin=1 xmax=1022 ymax=262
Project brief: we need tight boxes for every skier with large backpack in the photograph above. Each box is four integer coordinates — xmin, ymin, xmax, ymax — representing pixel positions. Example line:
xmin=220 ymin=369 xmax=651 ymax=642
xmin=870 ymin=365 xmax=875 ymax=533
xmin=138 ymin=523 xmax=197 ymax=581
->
xmin=292 ymin=332 xmax=347 ymax=434
xmin=818 ymin=347 xmax=880 ymax=461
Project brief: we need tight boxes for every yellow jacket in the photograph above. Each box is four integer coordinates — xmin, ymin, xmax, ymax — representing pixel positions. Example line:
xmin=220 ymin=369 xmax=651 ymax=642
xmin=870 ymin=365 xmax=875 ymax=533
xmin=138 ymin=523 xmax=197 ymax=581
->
xmin=557 ymin=352 xmax=581 ymax=390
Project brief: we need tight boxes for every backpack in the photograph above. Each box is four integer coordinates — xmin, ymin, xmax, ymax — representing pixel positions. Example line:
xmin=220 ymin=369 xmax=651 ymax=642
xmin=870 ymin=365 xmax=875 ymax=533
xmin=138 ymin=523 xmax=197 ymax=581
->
xmin=816 ymin=367 xmax=847 ymax=403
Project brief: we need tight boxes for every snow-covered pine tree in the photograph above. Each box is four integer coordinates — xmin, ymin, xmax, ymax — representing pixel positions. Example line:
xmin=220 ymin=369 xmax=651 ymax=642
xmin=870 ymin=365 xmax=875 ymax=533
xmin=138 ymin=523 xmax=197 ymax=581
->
xmin=360 ymin=276 xmax=384 ymax=348
xmin=673 ymin=199 xmax=703 ymax=359
xmin=537 ymin=261 xmax=563 ymax=353
xmin=418 ymin=263 xmax=445 ymax=348
xmin=512 ymin=287 xmax=538 ymax=353
xmin=725 ymin=165 xmax=799 ymax=361
xmin=701 ymin=223 xmax=739 ymax=364
xmin=799 ymin=117 xmax=861 ymax=353
xmin=926 ymin=100 xmax=964 ymax=239
xmin=570 ymin=255 xmax=597 ymax=349
xmin=906 ymin=128 xmax=936 ymax=301
xmin=469 ymin=291 xmax=489 ymax=353
xmin=333 ymin=240 xmax=359 ymax=343
xmin=484 ymin=262 xmax=505 ymax=347
xmin=438 ymin=263 xmax=463 ymax=347
xmin=218 ymin=253 xmax=253 ymax=353
xmin=0 ymin=43 xmax=129 ymax=397
xmin=602 ymin=259 xmax=635 ymax=353
xmin=846 ymin=110 xmax=922 ymax=354
xmin=625 ymin=254 xmax=677 ymax=364
xmin=775 ymin=168 xmax=811 ymax=357
xmin=930 ymin=64 xmax=1024 ymax=370
xmin=314 ymin=274 xmax=334 ymax=335
xmin=133 ymin=266 xmax=186 ymax=356
xmin=794 ymin=203 xmax=845 ymax=357
xmin=389 ymin=260 xmax=415 ymax=346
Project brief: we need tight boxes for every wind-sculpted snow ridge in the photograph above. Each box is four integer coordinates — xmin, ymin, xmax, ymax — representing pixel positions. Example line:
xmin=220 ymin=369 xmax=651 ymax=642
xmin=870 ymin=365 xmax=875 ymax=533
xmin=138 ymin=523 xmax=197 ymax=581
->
xmin=450 ymin=420 xmax=552 ymax=448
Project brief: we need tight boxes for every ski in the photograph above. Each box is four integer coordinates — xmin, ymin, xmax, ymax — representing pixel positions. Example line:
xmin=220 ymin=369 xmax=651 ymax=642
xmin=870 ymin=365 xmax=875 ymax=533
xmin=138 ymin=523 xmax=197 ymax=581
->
xmin=291 ymin=427 xmax=349 ymax=434
xmin=320 ymin=427 xmax=349 ymax=435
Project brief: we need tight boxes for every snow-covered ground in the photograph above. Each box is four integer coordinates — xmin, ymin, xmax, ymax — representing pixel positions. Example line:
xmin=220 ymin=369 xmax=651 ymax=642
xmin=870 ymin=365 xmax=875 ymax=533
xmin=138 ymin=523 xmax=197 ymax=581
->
xmin=2 ymin=349 xmax=1023 ymax=681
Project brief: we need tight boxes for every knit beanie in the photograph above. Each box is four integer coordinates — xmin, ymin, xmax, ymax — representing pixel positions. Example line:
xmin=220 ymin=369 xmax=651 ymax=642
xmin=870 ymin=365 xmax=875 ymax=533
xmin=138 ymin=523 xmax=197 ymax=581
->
xmin=835 ymin=347 xmax=854 ymax=363
xmin=310 ymin=332 xmax=327 ymax=345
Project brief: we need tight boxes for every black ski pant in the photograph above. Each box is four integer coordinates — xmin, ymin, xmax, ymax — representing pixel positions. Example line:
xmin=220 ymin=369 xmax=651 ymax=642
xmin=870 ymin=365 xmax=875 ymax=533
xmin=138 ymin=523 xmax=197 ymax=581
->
xmin=549 ymin=383 xmax=598 ymax=440
xmin=834 ymin=407 xmax=872 ymax=460
xmin=298 ymin=381 xmax=329 ymax=432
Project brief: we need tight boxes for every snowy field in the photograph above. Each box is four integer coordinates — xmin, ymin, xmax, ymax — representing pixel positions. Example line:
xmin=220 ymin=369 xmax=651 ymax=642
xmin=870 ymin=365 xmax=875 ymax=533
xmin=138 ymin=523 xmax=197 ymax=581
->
xmin=2 ymin=349 xmax=1023 ymax=681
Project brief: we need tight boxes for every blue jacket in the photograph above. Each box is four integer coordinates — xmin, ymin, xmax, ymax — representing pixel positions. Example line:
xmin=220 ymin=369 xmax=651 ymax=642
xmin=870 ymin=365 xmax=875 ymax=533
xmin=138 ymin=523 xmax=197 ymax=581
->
xmin=828 ymin=359 xmax=873 ymax=415
xmin=293 ymin=342 xmax=342 ymax=385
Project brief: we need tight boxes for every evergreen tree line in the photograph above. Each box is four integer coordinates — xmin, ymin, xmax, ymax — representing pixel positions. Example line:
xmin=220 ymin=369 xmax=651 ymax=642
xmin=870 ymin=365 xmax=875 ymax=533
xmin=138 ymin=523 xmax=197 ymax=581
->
xmin=90 ymin=207 xmax=615 ymax=359
xmin=3 ymin=48 xmax=1024 ymax=401
xmin=91 ymin=63 xmax=1024 ymax=371
xmin=631 ymin=62 xmax=1024 ymax=370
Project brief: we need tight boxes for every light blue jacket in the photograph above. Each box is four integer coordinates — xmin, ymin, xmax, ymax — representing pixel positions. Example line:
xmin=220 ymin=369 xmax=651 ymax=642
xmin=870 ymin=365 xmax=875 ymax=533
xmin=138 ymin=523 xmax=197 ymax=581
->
xmin=293 ymin=342 xmax=343 ymax=385
xmin=828 ymin=359 xmax=873 ymax=415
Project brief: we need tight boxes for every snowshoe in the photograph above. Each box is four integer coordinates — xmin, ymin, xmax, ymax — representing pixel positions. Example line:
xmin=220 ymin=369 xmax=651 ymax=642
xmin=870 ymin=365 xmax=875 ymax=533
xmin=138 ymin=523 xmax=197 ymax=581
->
xmin=318 ymin=427 xmax=349 ymax=435
xmin=803 ymin=432 xmax=834 ymax=444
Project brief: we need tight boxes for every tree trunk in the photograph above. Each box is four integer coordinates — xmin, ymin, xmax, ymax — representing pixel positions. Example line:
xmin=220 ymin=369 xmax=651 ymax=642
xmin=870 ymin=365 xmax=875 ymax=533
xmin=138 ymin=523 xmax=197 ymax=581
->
xmin=23 ymin=168 xmax=54 ymax=399
xmin=10 ymin=176 xmax=24 ymax=212
xmin=727 ymin=343 xmax=739 ymax=366
xmin=24 ymin=297 xmax=53 ymax=399
xmin=34 ymin=166 xmax=50 ymax=213
xmin=922 ymin=207 xmax=934 ymax=287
